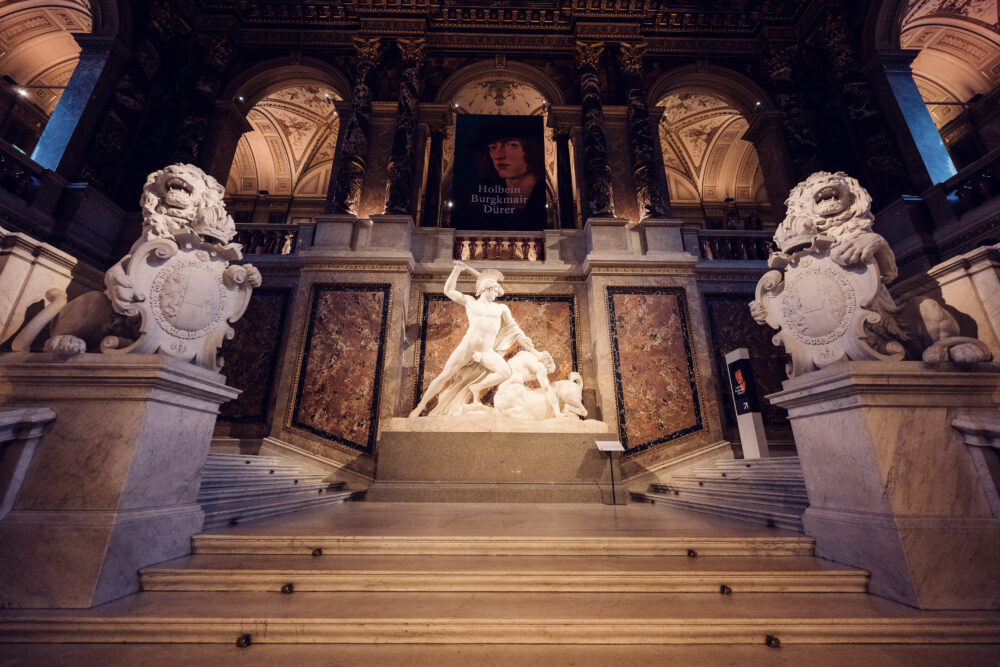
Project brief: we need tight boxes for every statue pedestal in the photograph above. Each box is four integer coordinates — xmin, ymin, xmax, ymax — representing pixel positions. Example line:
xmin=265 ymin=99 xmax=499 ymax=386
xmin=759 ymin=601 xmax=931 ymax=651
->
xmin=369 ymin=417 xmax=621 ymax=503
xmin=0 ymin=353 xmax=238 ymax=608
xmin=769 ymin=361 xmax=1000 ymax=609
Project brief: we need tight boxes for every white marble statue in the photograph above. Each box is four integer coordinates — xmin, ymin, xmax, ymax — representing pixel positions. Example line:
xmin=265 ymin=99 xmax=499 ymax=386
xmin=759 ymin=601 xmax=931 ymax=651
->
xmin=749 ymin=171 xmax=906 ymax=377
xmin=410 ymin=261 xmax=586 ymax=420
xmin=917 ymin=297 xmax=992 ymax=363
xmin=11 ymin=163 xmax=260 ymax=371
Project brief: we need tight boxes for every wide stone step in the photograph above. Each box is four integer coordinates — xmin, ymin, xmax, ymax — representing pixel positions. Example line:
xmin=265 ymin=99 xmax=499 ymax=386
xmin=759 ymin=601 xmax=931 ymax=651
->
xmin=140 ymin=554 xmax=868 ymax=593
xmin=634 ymin=492 xmax=804 ymax=532
xmin=204 ymin=454 xmax=290 ymax=467
xmin=3 ymin=591 xmax=998 ymax=645
xmin=651 ymin=484 xmax=809 ymax=511
xmin=202 ymin=490 xmax=365 ymax=530
xmin=200 ymin=485 xmax=348 ymax=513
xmin=199 ymin=473 xmax=328 ymax=489
xmin=688 ymin=470 xmax=806 ymax=482
xmin=198 ymin=481 xmax=344 ymax=503
xmin=191 ymin=533 xmax=816 ymax=557
xmin=670 ymin=475 xmax=807 ymax=492
xmin=711 ymin=457 xmax=802 ymax=468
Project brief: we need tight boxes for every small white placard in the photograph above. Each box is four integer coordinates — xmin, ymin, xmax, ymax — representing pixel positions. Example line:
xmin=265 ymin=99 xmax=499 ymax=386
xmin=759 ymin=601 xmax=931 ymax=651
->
xmin=595 ymin=440 xmax=624 ymax=452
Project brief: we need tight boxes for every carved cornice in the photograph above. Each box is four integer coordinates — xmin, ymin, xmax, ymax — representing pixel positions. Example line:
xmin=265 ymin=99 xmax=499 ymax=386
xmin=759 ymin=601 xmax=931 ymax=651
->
xmin=575 ymin=41 xmax=605 ymax=69
xmin=397 ymin=37 xmax=426 ymax=67
xmin=353 ymin=37 xmax=382 ymax=64
xmin=618 ymin=41 xmax=647 ymax=75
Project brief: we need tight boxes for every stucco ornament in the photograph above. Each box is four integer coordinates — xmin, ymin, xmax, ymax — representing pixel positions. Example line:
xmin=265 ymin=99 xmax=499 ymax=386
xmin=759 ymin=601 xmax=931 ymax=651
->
xmin=12 ymin=164 xmax=260 ymax=371
xmin=749 ymin=171 xmax=906 ymax=377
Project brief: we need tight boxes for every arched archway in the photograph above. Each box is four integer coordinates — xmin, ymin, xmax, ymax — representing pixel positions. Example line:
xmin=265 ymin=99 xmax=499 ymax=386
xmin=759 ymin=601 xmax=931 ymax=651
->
xmin=219 ymin=61 xmax=350 ymax=225
xmin=649 ymin=67 xmax=785 ymax=227
xmin=433 ymin=61 xmax=565 ymax=228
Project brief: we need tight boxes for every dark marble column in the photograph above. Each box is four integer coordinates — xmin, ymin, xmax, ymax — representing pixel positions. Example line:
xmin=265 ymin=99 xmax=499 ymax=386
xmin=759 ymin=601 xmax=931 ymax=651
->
xmin=326 ymin=38 xmax=381 ymax=215
xmin=420 ymin=123 xmax=446 ymax=227
xmin=168 ymin=34 xmax=236 ymax=166
xmin=384 ymin=38 xmax=425 ymax=215
xmin=763 ymin=45 xmax=823 ymax=181
xmin=553 ymin=127 xmax=576 ymax=229
xmin=619 ymin=42 xmax=670 ymax=220
xmin=817 ymin=13 xmax=912 ymax=201
xmin=575 ymin=41 xmax=614 ymax=218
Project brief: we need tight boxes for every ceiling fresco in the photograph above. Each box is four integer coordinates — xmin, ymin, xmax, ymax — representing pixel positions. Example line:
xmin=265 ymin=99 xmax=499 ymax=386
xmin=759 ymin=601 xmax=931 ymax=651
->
xmin=227 ymin=84 xmax=342 ymax=197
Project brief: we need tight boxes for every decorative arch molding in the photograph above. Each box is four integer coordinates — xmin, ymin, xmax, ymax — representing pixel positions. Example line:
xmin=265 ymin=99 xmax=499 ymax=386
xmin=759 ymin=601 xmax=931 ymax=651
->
xmin=222 ymin=58 xmax=353 ymax=107
xmin=647 ymin=65 xmax=774 ymax=119
xmin=434 ymin=60 xmax=566 ymax=107
xmin=90 ymin=0 xmax=127 ymax=41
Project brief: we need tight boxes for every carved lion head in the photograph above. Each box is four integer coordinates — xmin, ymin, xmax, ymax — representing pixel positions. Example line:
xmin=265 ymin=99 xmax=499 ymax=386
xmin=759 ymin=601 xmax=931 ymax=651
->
xmin=139 ymin=164 xmax=236 ymax=245
xmin=774 ymin=171 xmax=874 ymax=254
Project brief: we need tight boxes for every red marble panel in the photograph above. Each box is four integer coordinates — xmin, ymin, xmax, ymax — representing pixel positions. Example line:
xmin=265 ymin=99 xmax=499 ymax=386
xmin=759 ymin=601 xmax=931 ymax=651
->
xmin=219 ymin=288 xmax=290 ymax=422
xmin=291 ymin=284 xmax=390 ymax=453
xmin=416 ymin=294 xmax=577 ymax=410
xmin=608 ymin=287 xmax=702 ymax=452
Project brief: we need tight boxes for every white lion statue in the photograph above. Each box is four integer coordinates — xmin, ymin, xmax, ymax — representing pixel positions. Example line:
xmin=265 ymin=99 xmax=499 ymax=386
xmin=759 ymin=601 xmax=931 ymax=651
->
xmin=11 ymin=164 xmax=259 ymax=369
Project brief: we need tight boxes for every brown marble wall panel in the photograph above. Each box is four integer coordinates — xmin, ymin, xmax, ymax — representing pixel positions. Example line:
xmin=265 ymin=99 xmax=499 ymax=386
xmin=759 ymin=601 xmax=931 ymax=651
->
xmin=218 ymin=288 xmax=290 ymax=423
xmin=290 ymin=284 xmax=391 ymax=454
xmin=607 ymin=287 xmax=703 ymax=453
xmin=703 ymin=293 xmax=790 ymax=428
xmin=415 ymin=294 xmax=578 ymax=410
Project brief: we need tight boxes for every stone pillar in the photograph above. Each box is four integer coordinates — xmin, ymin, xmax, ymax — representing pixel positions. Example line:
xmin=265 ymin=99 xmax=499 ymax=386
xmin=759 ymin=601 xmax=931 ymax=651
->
xmin=201 ymin=100 xmax=253 ymax=186
xmin=575 ymin=41 xmax=615 ymax=219
xmin=0 ymin=354 xmax=239 ymax=608
xmin=742 ymin=109 xmax=795 ymax=214
xmin=619 ymin=42 xmax=670 ymax=220
xmin=326 ymin=38 xmax=382 ymax=215
xmin=763 ymin=45 xmax=823 ymax=181
xmin=168 ymin=34 xmax=236 ymax=165
xmin=769 ymin=361 xmax=1000 ymax=610
xmin=384 ymin=39 xmax=425 ymax=216
xmin=420 ymin=122 xmax=446 ymax=227
xmin=817 ymin=13 xmax=912 ymax=203
xmin=553 ymin=126 xmax=576 ymax=229
xmin=864 ymin=50 xmax=957 ymax=187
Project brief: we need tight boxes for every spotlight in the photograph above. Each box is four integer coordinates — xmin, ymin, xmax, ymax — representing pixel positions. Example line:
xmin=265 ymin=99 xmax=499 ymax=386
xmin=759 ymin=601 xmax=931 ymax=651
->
xmin=447 ymin=201 xmax=453 ymax=208
xmin=17 ymin=88 xmax=28 ymax=97
xmin=236 ymin=95 xmax=244 ymax=102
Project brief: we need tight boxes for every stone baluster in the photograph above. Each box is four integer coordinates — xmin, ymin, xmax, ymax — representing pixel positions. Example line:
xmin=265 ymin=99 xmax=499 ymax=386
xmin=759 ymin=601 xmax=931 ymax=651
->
xmin=817 ymin=13 xmax=911 ymax=202
xmin=384 ymin=38 xmax=425 ymax=215
xmin=619 ymin=42 xmax=670 ymax=220
xmin=575 ymin=41 xmax=614 ymax=218
xmin=763 ymin=45 xmax=823 ymax=181
xmin=326 ymin=38 xmax=382 ymax=215
xmin=420 ymin=123 xmax=446 ymax=227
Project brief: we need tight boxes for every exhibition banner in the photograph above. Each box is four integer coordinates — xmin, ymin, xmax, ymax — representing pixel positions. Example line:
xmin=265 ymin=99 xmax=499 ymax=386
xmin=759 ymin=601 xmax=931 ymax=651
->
xmin=452 ymin=114 xmax=546 ymax=231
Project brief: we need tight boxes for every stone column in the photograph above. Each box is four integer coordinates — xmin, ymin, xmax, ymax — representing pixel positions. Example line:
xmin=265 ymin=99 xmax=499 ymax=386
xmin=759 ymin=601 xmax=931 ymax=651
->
xmin=742 ymin=109 xmax=796 ymax=213
xmin=763 ymin=45 xmax=823 ymax=181
xmin=420 ymin=122 xmax=446 ymax=227
xmin=619 ymin=42 xmax=670 ymax=220
xmin=553 ymin=126 xmax=576 ymax=229
xmin=168 ymin=34 xmax=236 ymax=165
xmin=575 ymin=41 xmax=615 ymax=219
xmin=202 ymin=99 xmax=253 ymax=186
xmin=384 ymin=39 xmax=425 ymax=216
xmin=817 ymin=13 xmax=912 ymax=203
xmin=326 ymin=38 xmax=382 ymax=215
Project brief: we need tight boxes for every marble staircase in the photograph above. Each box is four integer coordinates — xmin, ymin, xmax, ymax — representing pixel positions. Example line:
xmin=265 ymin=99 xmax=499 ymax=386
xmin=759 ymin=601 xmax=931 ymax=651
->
xmin=2 ymin=503 xmax=999 ymax=657
xmin=632 ymin=456 xmax=808 ymax=531
xmin=198 ymin=452 xmax=365 ymax=529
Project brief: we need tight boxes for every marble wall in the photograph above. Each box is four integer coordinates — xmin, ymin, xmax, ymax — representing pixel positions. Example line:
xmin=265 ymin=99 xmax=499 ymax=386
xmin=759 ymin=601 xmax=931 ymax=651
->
xmin=289 ymin=284 xmax=391 ymax=455
xmin=606 ymin=287 xmax=703 ymax=453
xmin=702 ymin=293 xmax=790 ymax=429
xmin=218 ymin=288 xmax=291 ymax=423
xmin=414 ymin=294 xmax=578 ymax=410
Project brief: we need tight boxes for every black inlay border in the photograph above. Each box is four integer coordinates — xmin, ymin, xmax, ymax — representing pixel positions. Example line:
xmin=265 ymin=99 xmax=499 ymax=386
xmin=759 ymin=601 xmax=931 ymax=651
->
xmin=606 ymin=286 xmax=703 ymax=454
xmin=289 ymin=283 xmax=392 ymax=455
xmin=413 ymin=293 xmax=579 ymax=410
xmin=218 ymin=287 xmax=292 ymax=424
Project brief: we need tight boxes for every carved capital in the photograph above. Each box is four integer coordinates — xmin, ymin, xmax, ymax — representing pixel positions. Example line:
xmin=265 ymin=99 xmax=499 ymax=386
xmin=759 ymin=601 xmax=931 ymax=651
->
xmin=398 ymin=38 xmax=426 ymax=67
xmin=353 ymin=37 xmax=382 ymax=64
xmin=618 ymin=42 xmax=647 ymax=75
xmin=575 ymin=41 xmax=605 ymax=69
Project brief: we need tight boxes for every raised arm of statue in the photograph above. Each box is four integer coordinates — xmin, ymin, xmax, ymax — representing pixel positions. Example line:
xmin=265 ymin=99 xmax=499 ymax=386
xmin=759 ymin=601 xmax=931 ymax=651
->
xmin=444 ymin=261 xmax=469 ymax=303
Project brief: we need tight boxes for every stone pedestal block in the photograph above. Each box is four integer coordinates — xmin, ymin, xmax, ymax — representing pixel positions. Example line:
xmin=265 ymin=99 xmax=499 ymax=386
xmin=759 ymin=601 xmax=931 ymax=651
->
xmin=584 ymin=217 xmax=640 ymax=261
xmin=0 ymin=353 xmax=238 ymax=608
xmin=311 ymin=214 xmax=360 ymax=249
xmin=769 ymin=361 xmax=1000 ymax=609
xmin=640 ymin=218 xmax=697 ymax=258
xmin=369 ymin=418 xmax=620 ymax=503
xmin=367 ymin=214 xmax=414 ymax=251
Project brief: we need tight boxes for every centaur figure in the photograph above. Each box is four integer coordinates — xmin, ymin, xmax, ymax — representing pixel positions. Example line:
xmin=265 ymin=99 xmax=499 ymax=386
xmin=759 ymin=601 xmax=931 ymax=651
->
xmin=410 ymin=260 xmax=534 ymax=417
